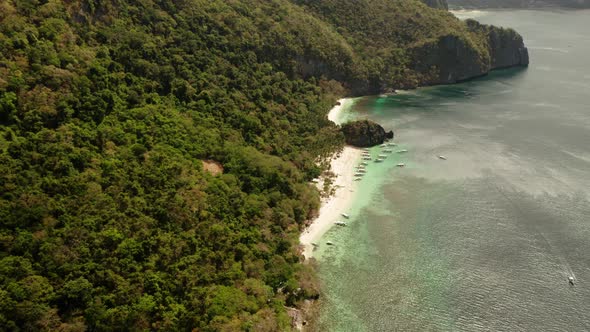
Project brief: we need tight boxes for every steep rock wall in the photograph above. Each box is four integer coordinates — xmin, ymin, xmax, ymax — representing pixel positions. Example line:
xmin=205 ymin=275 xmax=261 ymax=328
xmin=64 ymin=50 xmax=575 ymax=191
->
xmin=467 ymin=19 xmax=530 ymax=70
xmin=410 ymin=22 xmax=528 ymax=85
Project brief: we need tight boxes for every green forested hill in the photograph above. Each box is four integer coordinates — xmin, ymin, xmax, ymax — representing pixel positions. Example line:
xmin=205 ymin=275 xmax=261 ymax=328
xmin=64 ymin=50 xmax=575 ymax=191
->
xmin=0 ymin=0 xmax=525 ymax=330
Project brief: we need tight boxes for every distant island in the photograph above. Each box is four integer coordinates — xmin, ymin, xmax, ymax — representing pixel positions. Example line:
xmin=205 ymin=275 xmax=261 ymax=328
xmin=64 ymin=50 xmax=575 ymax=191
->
xmin=0 ymin=0 xmax=528 ymax=330
xmin=448 ymin=0 xmax=590 ymax=9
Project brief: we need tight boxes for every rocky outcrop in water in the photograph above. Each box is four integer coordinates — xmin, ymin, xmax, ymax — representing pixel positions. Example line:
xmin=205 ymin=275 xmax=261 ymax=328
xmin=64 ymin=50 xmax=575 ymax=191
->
xmin=341 ymin=120 xmax=394 ymax=147
xmin=410 ymin=21 xmax=528 ymax=85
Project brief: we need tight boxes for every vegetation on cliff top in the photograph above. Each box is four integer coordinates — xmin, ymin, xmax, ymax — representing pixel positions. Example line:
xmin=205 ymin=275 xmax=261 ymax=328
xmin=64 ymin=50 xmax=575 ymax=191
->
xmin=0 ymin=0 xmax=525 ymax=330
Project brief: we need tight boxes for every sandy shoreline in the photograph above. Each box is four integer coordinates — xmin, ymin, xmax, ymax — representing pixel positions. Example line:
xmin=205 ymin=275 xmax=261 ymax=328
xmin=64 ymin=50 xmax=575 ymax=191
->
xmin=300 ymin=99 xmax=361 ymax=259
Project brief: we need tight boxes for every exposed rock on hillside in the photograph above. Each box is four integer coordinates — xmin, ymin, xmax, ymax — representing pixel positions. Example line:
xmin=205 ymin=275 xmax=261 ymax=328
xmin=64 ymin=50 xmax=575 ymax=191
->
xmin=341 ymin=120 xmax=394 ymax=147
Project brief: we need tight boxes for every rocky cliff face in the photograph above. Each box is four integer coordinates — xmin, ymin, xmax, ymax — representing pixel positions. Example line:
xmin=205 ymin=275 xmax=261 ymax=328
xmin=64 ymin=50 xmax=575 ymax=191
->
xmin=341 ymin=120 xmax=394 ymax=147
xmin=410 ymin=34 xmax=489 ymax=84
xmin=468 ymin=20 xmax=530 ymax=70
xmin=410 ymin=21 xmax=528 ymax=85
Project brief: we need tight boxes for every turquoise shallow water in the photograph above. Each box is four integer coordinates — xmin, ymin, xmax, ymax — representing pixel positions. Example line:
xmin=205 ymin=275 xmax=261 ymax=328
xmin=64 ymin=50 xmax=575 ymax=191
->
xmin=316 ymin=10 xmax=590 ymax=331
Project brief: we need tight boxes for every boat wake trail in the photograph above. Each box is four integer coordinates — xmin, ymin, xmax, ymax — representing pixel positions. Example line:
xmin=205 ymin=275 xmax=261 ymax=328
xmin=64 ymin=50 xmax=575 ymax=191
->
xmin=485 ymin=178 xmax=576 ymax=282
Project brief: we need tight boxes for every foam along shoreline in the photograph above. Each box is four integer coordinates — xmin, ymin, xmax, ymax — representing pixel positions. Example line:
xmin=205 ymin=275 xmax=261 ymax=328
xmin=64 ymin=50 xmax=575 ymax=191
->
xmin=300 ymin=99 xmax=361 ymax=259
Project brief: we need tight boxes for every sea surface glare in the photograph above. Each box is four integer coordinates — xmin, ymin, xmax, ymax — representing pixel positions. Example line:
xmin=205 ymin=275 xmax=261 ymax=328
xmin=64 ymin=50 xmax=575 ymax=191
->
xmin=315 ymin=9 xmax=590 ymax=332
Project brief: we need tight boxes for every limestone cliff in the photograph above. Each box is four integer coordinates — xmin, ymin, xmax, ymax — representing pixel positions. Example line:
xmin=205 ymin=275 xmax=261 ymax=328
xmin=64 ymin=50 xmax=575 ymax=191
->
xmin=293 ymin=0 xmax=530 ymax=94
xmin=467 ymin=19 xmax=530 ymax=70
xmin=410 ymin=21 xmax=528 ymax=85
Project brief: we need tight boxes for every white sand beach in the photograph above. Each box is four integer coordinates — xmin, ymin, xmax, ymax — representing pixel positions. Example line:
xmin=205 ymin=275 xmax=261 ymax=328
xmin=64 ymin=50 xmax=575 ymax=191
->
xmin=300 ymin=99 xmax=361 ymax=259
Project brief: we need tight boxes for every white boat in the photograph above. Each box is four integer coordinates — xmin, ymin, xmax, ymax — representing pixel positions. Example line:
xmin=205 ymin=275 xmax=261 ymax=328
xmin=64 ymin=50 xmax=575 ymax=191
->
xmin=357 ymin=169 xmax=367 ymax=173
xmin=396 ymin=163 xmax=405 ymax=167
xmin=438 ymin=155 xmax=447 ymax=160
xmin=397 ymin=149 xmax=408 ymax=153
xmin=387 ymin=143 xmax=396 ymax=146
xmin=354 ymin=178 xmax=362 ymax=181
xmin=361 ymin=162 xmax=369 ymax=165
xmin=378 ymin=154 xmax=387 ymax=158
xmin=375 ymin=158 xmax=385 ymax=163
xmin=341 ymin=213 xmax=350 ymax=219
xmin=382 ymin=149 xmax=393 ymax=153
xmin=335 ymin=221 xmax=347 ymax=226
xmin=326 ymin=241 xmax=334 ymax=246
xmin=380 ymin=144 xmax=387 ymax=147
xmin=363 ymin=157 xmax=372 ymax=161
xmin=569 ymin=276 xmax=575 ymax=285
xmin=354 ymin=173 xmax=364 ymax=177
xmin=311 ymin=178 xmax=320 ymax=183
